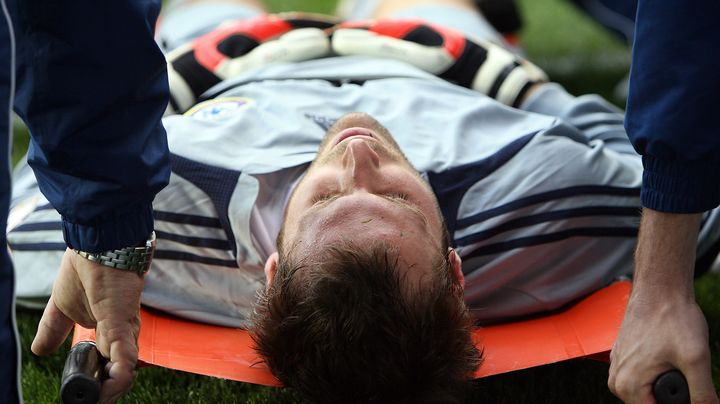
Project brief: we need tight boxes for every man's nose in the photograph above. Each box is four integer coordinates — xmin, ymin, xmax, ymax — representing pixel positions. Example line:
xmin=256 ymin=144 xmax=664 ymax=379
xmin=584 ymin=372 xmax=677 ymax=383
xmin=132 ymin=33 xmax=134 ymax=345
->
xmin=342 ymin=138 xmax=381 ymax=190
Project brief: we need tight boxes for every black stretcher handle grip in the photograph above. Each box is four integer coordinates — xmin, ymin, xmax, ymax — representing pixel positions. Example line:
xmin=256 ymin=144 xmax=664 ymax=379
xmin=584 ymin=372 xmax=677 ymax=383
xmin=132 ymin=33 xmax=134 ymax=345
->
xmin=60 ymin=341 xmax=107 ymax=404
xmin=653 ymin=369 xmax=690 ymax=404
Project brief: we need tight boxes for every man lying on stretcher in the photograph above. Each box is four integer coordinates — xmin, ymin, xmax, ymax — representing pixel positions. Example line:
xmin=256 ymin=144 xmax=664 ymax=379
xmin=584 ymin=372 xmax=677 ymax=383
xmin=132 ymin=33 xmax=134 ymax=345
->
xmin=14 ymin=0 xmax=720 ymax=402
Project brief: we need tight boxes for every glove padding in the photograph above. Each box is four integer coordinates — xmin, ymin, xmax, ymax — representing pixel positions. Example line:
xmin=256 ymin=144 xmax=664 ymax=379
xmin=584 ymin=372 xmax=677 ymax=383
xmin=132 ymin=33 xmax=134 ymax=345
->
xmin=166 ymin=13 xmax=339 ymax=115
xmin=331 ymin=19 xmax=547 ymax=107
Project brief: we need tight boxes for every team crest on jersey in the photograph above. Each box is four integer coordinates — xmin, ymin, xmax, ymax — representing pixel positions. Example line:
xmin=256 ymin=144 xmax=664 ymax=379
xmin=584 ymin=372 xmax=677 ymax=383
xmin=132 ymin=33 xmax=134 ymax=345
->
xmin=185 ymin=97 xmax=253 ymax=121
xmin=305 ymin=113 xmax=338 ymax=131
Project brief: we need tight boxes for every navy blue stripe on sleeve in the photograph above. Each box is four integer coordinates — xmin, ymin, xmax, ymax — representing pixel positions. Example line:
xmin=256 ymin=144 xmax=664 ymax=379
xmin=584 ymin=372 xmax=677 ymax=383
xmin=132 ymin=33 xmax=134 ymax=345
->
xmin=455 ymin=185 xmax=640 ymax=229
xmin=34 ymin=203 xmax=55 ymax=211
xmin=10 ymin=221 xmax=61 ymax=232
xmin=463 ymin=226 xmax=638 ymax=259
xmin=455 ymin=206 xmax=640 ymax=246
xmin=154 ymin=230 xmax=231 ymax=250
xmin=170 ymin=154 xmax=241 ymax=256
xmin=153 ymin=210 xmax=222 ymax=228
xmin=154 ymin=250 xmax=238 ymax=268
xmin=8 ymin=242 xmax=66 ymax=251
xmin=429 ymin=133 xmax=538 ymax=239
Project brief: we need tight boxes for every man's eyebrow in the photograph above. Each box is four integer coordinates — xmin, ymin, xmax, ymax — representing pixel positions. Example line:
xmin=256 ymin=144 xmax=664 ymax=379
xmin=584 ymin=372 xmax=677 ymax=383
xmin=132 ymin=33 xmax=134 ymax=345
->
xmin=380 ymin=195 xmax=429 ymax=226
xmin=313 ymin=192 xmax=430 ymax=227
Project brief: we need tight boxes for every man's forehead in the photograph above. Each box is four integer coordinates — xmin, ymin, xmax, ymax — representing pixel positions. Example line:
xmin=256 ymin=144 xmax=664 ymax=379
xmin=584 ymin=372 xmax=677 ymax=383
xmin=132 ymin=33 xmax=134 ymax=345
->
xmin=287 ymin=238 xmax=444 ymax=294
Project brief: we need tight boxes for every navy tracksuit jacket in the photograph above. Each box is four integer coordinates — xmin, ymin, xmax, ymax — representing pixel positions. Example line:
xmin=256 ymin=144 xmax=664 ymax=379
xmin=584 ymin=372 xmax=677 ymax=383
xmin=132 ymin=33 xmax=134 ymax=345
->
xmin=626 ymin=0 xmax=720 ymax=213
xmin=0 ymin=0 xmax=170 ymax=401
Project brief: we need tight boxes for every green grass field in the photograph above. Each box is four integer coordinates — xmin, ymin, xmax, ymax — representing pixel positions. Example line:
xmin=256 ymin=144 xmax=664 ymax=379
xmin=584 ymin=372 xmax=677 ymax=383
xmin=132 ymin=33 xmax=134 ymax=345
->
xmin=14 ymin=0 xmax=719 ymax=403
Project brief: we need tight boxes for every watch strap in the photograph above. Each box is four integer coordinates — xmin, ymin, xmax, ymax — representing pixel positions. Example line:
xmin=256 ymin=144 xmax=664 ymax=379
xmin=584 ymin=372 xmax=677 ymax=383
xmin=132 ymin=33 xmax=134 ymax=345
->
xmin=74 ymin=232 xmax=156 ymax=276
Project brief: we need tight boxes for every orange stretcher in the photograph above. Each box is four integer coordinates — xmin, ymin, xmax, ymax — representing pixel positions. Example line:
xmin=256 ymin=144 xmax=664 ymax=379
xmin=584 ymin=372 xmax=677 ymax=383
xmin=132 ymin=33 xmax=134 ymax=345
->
xmin=68 ymin=280 xmax=630 ymax=386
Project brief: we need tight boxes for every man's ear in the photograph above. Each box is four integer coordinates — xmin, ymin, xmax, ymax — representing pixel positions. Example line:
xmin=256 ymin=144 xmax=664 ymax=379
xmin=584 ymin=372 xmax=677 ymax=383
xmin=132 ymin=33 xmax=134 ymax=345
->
xmin=448 ymin=248 xmax=464 ymax=290
xmin=264 ymin=252 xmax=279 ymax=291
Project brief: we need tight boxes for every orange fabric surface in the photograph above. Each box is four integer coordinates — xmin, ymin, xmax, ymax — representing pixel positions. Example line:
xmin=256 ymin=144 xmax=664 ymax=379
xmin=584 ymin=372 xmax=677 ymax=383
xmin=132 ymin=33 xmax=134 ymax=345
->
xmin=72 ymin=281 xmax=630 ymax=385
xmin=474 ymin=280 xmax=629 ymax=377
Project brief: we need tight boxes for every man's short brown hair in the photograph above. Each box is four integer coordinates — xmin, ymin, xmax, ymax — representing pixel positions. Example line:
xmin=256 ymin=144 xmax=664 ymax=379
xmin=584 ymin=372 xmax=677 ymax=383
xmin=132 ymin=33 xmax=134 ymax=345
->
xmin=251 ymin=242 xmax=481 ymax=403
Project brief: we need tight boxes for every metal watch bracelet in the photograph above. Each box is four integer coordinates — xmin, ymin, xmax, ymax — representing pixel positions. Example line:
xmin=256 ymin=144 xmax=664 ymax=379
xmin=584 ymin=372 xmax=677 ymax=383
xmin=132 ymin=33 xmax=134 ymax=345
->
xmin=73 ymin=232 xmax=156 ymax=276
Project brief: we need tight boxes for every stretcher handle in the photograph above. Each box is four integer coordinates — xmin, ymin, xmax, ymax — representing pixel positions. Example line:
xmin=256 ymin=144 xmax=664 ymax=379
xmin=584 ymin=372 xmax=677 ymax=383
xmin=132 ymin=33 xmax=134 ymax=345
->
xmin=653 ymin=370 xmax=689 ymax=404
xmin=60 ymin=341 xmax=106 ymax=404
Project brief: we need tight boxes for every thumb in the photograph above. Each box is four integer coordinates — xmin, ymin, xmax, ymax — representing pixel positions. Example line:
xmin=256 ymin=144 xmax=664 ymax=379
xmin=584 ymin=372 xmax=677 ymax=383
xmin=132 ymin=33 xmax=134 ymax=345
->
xmin=32 ymin=298 xmax=74 ymax=356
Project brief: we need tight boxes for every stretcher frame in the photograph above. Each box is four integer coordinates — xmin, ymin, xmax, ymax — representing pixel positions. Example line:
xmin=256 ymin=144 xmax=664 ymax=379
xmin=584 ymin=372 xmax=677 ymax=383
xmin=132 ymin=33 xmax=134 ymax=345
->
xmin=70 ymin=281 xmax=631 ymax=386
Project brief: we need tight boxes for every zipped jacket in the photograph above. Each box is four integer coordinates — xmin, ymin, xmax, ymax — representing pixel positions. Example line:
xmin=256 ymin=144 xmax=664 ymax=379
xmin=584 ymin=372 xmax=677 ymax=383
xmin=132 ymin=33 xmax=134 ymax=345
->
xmin=626 ymin=0 xmax=720 ymax=213
xmin=9 ymin=0 xmax=171 ymax=251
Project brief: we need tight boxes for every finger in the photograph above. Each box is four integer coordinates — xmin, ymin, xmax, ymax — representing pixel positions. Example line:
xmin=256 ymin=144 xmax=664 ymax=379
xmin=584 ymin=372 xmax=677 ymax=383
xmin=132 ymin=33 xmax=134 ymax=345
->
xmin=99 ymin=361 xmax=137 ymax=404
xmin=607 ymin=376 xmax=617 ymax=397
xmin=615 ymin=373 xmax=657 ymax=404
xmin=95 ymin=318 xmax=140 ymax=402
xmin=638 ymin=381 xmax=656 ymax=404
xmin=607 ymin=349 xmax=618 ymax=392
xmin=608 ymin=356 xmax=661 ymax=404
xmin=683 ymin=355 xmax=718 ymax=404
xmin=31 ymin=298 xmax=74 ymax=356
xmin=92 ymin=309 xmax=141 ymax=357
xmin=607 ymin=369 xmax=616 ymax=395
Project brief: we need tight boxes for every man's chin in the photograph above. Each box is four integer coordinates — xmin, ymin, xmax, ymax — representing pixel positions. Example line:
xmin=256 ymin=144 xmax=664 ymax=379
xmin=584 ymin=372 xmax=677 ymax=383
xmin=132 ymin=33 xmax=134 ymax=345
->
xmin=330 ymin=112 xmax=383 ymax=133
xmin=320 ymin=112 xmax=398 ymax=152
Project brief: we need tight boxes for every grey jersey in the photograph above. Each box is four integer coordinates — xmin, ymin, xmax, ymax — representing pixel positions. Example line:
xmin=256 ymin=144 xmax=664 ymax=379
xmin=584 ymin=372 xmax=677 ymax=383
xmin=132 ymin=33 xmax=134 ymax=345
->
xmin=10 ymin=56 xmax=695 ymax=327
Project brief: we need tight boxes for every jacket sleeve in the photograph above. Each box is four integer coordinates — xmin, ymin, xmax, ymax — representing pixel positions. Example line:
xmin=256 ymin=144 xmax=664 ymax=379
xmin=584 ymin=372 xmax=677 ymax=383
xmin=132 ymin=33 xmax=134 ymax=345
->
xmin=11 ymin=0 xmax=171 ymax=252
xmin=625 ymin=0 xmax=720 ymax=213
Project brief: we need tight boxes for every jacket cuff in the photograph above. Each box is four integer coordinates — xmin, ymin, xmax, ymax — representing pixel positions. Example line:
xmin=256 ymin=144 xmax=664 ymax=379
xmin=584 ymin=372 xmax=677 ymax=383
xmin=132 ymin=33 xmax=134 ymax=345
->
xmin=62 ymin=203 xmax=155 ymax=252
xmin=641 ymin=156 xmax=720 ymax=213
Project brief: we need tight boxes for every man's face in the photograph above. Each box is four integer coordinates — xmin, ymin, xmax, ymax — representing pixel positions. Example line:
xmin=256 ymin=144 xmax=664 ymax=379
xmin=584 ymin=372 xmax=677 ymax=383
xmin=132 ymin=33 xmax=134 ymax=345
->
xmin=277 ymin=112 xmax=448 ymax=287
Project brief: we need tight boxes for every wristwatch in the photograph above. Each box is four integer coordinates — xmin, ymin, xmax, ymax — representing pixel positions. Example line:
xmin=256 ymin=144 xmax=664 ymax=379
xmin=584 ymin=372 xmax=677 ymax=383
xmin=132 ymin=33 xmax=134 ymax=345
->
xmin=73 ymin=232 xmax=157 ymax=276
